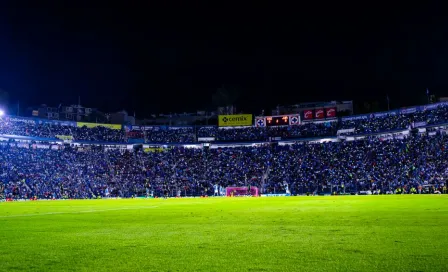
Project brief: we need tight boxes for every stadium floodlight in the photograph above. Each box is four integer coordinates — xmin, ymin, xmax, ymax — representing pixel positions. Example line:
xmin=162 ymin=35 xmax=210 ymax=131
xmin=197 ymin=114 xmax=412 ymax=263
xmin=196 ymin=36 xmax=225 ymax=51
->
xmin=0 ymin=109 xmax=4 ymax=116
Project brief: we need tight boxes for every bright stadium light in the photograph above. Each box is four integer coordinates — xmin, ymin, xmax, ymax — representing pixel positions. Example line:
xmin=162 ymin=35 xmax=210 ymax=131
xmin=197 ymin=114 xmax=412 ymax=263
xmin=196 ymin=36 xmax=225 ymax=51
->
xmin=0 ymin=110 xmax=4 ymax=116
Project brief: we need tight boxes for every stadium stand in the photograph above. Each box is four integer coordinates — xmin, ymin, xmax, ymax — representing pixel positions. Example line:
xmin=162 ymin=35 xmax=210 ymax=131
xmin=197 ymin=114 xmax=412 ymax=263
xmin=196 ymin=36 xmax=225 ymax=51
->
xmin=1 ymin=133 xmax=447 ymax=200
xmin=1 ymin=102 xmax=448 ymax=200
xmin=72 ymin=126 xmax=125 ymax=142
xmin=135 ymin=103 xmax=448 ymax=142
xmin=3 ymin=103 xmax=448 ymax=143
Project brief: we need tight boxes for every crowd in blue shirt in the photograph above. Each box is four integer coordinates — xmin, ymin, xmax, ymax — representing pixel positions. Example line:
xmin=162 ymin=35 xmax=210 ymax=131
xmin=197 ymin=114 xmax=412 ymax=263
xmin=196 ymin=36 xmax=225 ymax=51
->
xmin=1 ymin=132 xmax=447 ymax=200
xmin=340 ymin=104 xmax=448 ymax=135
xmin=127 ymin=127 xmax=196 ymax=143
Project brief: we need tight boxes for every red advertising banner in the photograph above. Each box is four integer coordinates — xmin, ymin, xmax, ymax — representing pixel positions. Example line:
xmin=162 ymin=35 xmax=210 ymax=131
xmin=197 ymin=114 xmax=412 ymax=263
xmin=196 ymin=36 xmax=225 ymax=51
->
xmin=315 ymin=109 xmax=325 ymax=119
xmin=325 ymin=107 xmax=336 ymax=118
xmin=303 ymin=110 xmax=313 ymax=120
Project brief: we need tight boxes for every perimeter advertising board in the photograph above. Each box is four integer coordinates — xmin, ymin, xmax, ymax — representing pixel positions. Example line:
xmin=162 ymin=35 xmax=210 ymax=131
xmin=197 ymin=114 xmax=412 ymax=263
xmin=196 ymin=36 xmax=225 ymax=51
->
xmin=77 ymin=122 xmax=122 ymax=130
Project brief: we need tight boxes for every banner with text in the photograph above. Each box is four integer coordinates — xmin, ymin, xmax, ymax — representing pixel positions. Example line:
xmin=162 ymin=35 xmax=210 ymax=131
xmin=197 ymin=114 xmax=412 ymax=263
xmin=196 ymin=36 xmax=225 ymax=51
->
xmin=77 ymin=122 xmax=122 ymax=130
xmin=55 ymin=135 xmax=74 ymax=141
xmin=218 ymin=114 xmax=252 ymax=127
xmin=144 ymin=147 xmax=165 ymax=153
xmin=3 ymin=116 xmax=76 ymax=127
xmin=198 ymin=137 xmax=215 ymax=142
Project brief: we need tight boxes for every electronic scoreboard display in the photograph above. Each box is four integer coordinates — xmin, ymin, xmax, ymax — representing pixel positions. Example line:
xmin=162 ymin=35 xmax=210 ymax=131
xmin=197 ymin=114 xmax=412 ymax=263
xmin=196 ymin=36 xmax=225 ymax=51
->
xmin=266 ymin=116 xmax=289 ymax=126
xmin=256 ymin=114 xmax=300 ymax=127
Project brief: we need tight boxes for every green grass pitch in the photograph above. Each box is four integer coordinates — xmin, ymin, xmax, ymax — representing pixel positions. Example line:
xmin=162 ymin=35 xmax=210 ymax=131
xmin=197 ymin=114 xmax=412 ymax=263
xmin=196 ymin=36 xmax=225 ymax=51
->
xmin=0 ymin=195 xmax=447 ymax=272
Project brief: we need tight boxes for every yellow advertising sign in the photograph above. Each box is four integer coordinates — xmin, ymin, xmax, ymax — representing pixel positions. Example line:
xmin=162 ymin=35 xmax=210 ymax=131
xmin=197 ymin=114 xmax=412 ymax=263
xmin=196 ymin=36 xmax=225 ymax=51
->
xmin=77 ymin=122 xmax=122 ymax=130
xmin=56 ymin=135 xmax=74 ymax=141
xmin=144 ymin=147 xmax=165 ymax=153
xmin=218 ymin=114 xmax=252 ymax=127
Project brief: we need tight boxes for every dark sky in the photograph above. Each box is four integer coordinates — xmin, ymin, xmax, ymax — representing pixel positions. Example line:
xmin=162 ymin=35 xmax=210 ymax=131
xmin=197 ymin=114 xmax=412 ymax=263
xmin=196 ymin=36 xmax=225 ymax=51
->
xmin=0 ymin=2 xmax=447 ymax=117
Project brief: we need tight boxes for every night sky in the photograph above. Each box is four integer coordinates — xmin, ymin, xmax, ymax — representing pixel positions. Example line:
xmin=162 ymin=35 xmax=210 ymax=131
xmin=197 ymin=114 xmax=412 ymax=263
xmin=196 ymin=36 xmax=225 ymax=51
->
xmin=0 ymin=3 xmax=446 ymax=117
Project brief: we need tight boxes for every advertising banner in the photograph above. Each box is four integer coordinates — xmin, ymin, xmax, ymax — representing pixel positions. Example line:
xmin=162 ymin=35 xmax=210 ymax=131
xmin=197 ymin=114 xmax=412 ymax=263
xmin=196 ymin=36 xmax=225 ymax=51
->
xmin=342 ymin=114 xmax=368 ymax=121
xmin=423 ymin=104 xmax=439 ymax=111
xmin=400 ymin=107 xmax=417 ymax=114
xmin=419 ymin=102 xmax=448 ymax=111
xmin=38 ymin=119 xmax=76 ymax=126
xmin=198 ymin=137 xmax=215 ymax=142
xmin=218 ymin=114 xmax=252 ymax=127
xmin=136 ymin=126 xmax=160 ymax=131
xmin=3 ymin=116 xmax=76 ymax=127
xmin=55 ymin=135 xmax=74 ymax=141
xmin=413 ymin=121 xmax=427 ymax=128
xmin=5 ymin=116 xmax=37 ymax=125
xmin=144 ymin=147 xmax=165 ymax=153
xmin=303 ymin=110 xmax=313 ymax=120
xmin=261 ymin=194 xmax=288 ymax=197
xmin=315 ymin=109 xmax=325 ymax=119
xmin=77 ymin=122 xmax=122 ymax=130
xmin=125 ymin=125 xmax=139 ymax=131
xmin=325 ymin=107 xmax=336 ymax=118
xmin=168 ymin=126 xmax=193 ymax=130
xmin=337 ymin=128 xmax=355 ymax=135
xmin=370 ymin=111 xmax=398 ymax=118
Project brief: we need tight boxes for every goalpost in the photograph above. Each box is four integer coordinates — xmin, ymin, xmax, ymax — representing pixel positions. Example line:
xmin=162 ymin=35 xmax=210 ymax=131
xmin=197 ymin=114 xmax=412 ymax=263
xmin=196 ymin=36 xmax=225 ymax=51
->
xmin=226 ymin=186 xmax=259 ymax=197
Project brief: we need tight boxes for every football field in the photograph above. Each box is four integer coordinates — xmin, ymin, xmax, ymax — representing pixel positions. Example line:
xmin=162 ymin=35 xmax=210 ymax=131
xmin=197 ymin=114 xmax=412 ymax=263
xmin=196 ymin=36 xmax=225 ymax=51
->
xmin=0 ymin=195 xmax=447 ymax=272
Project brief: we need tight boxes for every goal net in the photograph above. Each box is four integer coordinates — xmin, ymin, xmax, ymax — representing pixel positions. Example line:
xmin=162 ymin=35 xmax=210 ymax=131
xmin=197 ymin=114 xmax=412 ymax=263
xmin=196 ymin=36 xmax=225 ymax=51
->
xmin=226 ymin=186 xmax=259 ymax=197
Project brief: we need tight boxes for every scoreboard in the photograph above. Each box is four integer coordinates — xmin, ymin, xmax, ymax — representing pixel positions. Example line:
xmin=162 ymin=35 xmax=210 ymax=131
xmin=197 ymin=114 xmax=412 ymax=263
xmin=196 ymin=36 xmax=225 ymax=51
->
xmin=266 ymin=116 xmax=289 ymax=126
xmin=255 ymin=115 xmax=300 ymax=127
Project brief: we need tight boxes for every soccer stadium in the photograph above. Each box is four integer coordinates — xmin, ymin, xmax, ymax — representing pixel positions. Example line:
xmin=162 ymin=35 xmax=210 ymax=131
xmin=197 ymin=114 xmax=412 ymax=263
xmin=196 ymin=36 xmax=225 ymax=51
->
xmin=1 ymin=102 xmax=448 ymax=271
xmin=2 ymin=5 xmax=448 ymax=272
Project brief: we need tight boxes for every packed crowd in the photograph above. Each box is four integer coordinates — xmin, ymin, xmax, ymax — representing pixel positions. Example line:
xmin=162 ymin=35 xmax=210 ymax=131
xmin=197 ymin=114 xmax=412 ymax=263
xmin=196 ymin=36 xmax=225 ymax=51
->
xmin=0 ymin=118 xmax=124 ymax=142
xmin=73 ymin=126 xmax=125 ymax=142
xmin=126 ymin=127 xmax=196 ymax=143
xmin=268 ymin=135 xmax=448 ymax=194
xmin=1 ymin=133 xmax=447 ymax=200
xmin=2 ymin=104 xmax=448 ymax=144
xmin=197 ymin=122 xmax=339 ymax=142
xmin=340 ymin=115 xmax=411 ymax=134
xmin=340 ymin=104 xmax=448 ymax=135
xmin=0 ymin=119 xmax=72 ymax=139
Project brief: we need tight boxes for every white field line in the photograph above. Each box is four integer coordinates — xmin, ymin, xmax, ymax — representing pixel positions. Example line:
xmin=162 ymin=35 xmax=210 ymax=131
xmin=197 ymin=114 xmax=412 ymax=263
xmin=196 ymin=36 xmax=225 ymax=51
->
xmin=0 ymin=206 xmax=159 ymax=218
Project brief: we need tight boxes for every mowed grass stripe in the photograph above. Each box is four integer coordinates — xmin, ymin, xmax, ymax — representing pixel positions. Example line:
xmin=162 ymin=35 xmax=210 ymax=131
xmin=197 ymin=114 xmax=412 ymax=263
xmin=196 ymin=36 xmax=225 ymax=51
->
xmin=0 ymin=206 xmax=159 ymax=218
xmin=0 ymin=196 xmax=447 ymax=272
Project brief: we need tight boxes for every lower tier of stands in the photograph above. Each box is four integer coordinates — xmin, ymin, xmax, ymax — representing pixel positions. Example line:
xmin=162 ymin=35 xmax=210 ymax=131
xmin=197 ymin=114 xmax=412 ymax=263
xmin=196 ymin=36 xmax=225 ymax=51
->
xmin=1 ymin=132 xmax=447 ymax=199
